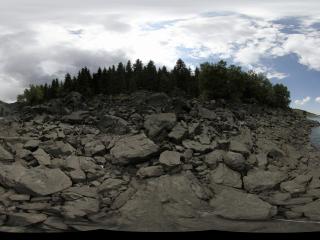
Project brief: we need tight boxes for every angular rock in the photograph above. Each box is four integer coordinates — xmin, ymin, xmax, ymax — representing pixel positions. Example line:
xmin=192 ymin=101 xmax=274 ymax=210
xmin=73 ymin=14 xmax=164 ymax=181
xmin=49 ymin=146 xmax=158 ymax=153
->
xmin=117 ymin=173 xmax=208 ymax=231
xmin=144 ymin=113 xmax=177 ymax=139
xmin=43 ymin=217 xmax=69 ymax=230
xmin=84 ymin=140 xmax=106 ymax=157
xmin=32 ymin=148 xmax=51 ymax=166
xmin=0 ymin=145 xmax=14 ymax=162
xmin=61 ymin=186 xmax=98 ymax=200
xmin=243 ymin=170 xmax=287 ymax=192
xmin=205 ymin=150 xmax=224 ymax=169
xmin=280 ymin=181 xmax=306 ymax=194
xmin=210 ymin=164 xmax=242 ymax=189
xmin=62 ymin=197 xmax=100 ymax=219
xmin=0 ymin=163 xmax=72 ymax=196
xmin=111 ymin=187 xmax=137 ymax=210
xmin=8 ymin=194 xmax=30 ymax=201
xmin=256 ymin=153 xmax=268 ymax=169
xmin=23 ymin=140 xmax=40 ymax=152
xmin=98 ymin=114 xmax=129 ymax=135
xmin=41 ymin=141 xmax=76 ymax=158
xmin=159 ymin=151 xmax=182 ymax=169
xmin=168 ymin=123 xmax=188 ymax=143
xmin=292 ymin=200 xmax=320 ymax=220
xmin=98 ymin=178 xmax=125 ymax=193
xmin=182 ymin=140 xmax=214 ymax=153
xmin=136 ymin=166 xmax=164 ymax=179
xmin=69 ymin=169 xmax=86 ymax=183
xmin=229 ymin=140 xmax=250 ymax=158
xmin=110 ymin=134 xmax=159 ymax=165
xmin=210 ymin=189 xmax=275 ymax=220
xmin=6 ymin=213 xmax=47 ymax=227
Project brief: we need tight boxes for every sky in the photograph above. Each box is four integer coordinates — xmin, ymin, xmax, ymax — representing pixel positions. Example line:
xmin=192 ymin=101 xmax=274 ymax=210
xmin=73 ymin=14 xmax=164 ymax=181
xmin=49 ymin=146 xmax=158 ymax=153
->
xmin=0 ymin=1 xmax=320 ymax=114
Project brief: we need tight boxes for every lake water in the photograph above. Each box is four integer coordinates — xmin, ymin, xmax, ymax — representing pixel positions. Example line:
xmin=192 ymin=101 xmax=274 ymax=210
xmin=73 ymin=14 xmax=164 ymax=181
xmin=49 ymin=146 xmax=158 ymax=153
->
xmin=308 ymin=116 xmax=320 ymax=149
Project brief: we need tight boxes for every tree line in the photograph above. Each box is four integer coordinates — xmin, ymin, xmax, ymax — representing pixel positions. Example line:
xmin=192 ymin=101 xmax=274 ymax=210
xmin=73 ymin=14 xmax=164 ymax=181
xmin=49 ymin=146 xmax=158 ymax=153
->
xmin=17 ymin=59 xmax=291 ymax=108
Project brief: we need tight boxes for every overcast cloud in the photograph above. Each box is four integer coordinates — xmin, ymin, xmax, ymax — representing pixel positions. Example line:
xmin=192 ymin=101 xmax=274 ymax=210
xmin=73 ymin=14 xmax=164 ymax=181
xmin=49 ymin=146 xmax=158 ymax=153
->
xmin=0 ymin=0 xmax=320 ymax=105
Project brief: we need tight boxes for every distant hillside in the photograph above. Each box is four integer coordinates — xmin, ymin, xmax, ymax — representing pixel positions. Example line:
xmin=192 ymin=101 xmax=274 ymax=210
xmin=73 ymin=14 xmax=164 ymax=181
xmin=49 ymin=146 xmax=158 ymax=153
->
xmin=292 ymin=108 xmax=319 ymax=118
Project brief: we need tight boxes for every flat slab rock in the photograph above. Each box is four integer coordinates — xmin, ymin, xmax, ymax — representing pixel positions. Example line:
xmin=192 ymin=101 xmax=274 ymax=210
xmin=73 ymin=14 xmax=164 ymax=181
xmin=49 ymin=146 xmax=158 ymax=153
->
xmin=114 ymin=172 xmax=210 ymax=231
xmin=210 ymin=188 xmax=277 ymax=220
xmin=243 ymin=170 xmax=287 ymax=193
xmin=110 ymin=134 xmax=160 ymax=165
xmin=0 ymin=163 xmax=72 ymax=196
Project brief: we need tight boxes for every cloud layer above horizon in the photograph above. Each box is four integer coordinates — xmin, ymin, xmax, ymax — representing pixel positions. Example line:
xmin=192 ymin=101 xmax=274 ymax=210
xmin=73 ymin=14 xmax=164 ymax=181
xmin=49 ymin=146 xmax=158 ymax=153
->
xmin=0 ymin=0 xmax=320 ymax=113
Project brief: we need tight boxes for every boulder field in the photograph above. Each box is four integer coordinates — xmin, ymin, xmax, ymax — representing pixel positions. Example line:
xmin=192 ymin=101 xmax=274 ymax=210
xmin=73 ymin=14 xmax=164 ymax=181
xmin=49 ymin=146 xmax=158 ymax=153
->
xmin=0 ymin=90 xmax=320 ymax=232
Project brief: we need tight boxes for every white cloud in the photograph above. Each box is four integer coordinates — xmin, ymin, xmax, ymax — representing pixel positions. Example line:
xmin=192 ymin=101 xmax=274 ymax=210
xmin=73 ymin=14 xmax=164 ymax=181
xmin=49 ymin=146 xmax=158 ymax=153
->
xmin=315 ymin=97 xmax=320 ymax=103
xmin=294 ymin=96 xmax=311 ymax=106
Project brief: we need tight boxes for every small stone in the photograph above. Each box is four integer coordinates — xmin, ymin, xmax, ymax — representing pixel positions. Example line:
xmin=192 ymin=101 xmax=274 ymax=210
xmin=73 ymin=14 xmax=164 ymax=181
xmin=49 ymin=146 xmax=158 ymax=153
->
xmin=285 ymin=211 xmax=303 ymax=219
xmin=280 ymin=181 xmax=306 ymax=194
xmin=24 ymin=140 xmax=40 ymax=152
xmin=32 ymin=148 xmax=51 ymax=166
xmin=8 ymin=194 xmax=30 ymax=201
xmin=159 ymin=151 xmax=182 ymax=168
xmin=182 ymin=140 xmax=213 ymax=153
xmin=98 ymin=178 xmax=125 ymax=193
xmin=69 ymin=169 xmax=86 ymax=183
xmin=168 ymin=123 xmax=188 ymax=143
xmin=204 ymin=150 xmax=224 ymax=169
xmin=136 ymin=166 xmax=164 ymax=179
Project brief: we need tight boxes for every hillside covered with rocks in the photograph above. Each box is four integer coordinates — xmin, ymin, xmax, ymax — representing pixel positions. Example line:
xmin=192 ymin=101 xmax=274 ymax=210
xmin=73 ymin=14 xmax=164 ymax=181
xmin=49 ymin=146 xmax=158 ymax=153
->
xmin=0 ymin=91 xmax=320 ymax=232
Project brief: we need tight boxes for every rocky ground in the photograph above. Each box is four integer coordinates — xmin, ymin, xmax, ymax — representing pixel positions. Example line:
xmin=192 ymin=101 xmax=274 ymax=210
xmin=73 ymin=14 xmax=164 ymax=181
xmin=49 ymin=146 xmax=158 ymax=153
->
xmin=0 ymin=91 xmax=320 ymax=232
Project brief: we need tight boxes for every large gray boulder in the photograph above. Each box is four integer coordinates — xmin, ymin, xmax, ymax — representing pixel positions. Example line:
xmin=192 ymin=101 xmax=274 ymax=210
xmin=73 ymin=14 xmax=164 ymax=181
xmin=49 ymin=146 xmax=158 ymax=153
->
xmin=116 ymin=173 xmax=210 ymax=231
xmin=144 ymin=113 xmax=177 ymax=139
xmin=224 ymin=151 xmax=247 ymax=172
xmin=210 ymin=164 xmax=242 ymax=189
xmin=98 ymin=114 xmax=129 ymax=135
xmin=243 ymin=170 xmax=287 ymax=193
xmin=41 ymin=141 xmax=76 ymax=158
xmin=292 ymin=200 xmax=320 ymax=220
xmin=110 ymin=134 xmax=159 ymax=165
xmin=210 ymin=189 xmax=276 ymax=220
xmin=0 ymin=163 xmax=72 ymax=196
xmin=84 ymin=140 xmax=106 ymax=157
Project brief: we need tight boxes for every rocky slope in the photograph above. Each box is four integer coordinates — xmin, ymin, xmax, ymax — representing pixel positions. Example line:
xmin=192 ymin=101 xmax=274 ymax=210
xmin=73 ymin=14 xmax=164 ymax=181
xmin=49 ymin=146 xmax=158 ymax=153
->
xmin=0 ymin=91 xmax=320 ymax=232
